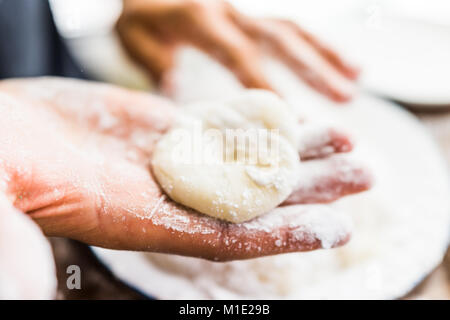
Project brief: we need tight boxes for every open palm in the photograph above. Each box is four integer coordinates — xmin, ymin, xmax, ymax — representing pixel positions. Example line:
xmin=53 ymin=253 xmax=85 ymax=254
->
xmin=0 ymin=77 xmax=370 ymax=267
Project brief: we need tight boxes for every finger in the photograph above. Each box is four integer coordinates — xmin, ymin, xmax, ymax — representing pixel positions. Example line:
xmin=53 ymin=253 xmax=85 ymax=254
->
xmin=218 ymin=204 xmax=352 ymax=260
xmin=283 ymin=155 xmax=373 ymax=205
xmin=120 ymin=1 xmax=272 ymax=91
xmin=268 ymin=24 xmax=355 ymax=102
xmin=30 ymin=163 xmax=349 ymax=261
xmin=0 ymin=194 xmax=56 ymax=299
xmin=278 ymin=20 xmax=360 ymax=80
xmin=191 ymin=15 xmax=272 ymax=90
xmin=297 ymin=123 xmax=354 ymax=160
xmin=234 ymin=17 xmax=356 ymax=102
xmin=116 ymin=16 xmax=174 ymax=84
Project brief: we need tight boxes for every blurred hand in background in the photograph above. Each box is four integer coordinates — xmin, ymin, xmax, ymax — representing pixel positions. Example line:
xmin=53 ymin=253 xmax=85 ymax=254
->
xmin=117 ymin=0 xmax=359 ymax=102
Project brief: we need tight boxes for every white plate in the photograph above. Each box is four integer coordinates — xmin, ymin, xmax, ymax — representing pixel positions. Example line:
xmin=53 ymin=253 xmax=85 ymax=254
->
xmin=319 ymin=16 xmax=450 ymax=107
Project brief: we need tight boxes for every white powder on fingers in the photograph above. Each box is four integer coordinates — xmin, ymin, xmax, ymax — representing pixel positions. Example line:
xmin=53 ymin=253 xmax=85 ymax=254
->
xmin=297 ymin=123 xmax=333 ymax=155
xmin=242 ymin=205 xmax=352 ymax=249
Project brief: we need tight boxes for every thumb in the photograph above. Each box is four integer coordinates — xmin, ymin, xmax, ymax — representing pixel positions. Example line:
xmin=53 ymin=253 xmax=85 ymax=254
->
xmin=0 ymin=194 xmax=56 ymax=299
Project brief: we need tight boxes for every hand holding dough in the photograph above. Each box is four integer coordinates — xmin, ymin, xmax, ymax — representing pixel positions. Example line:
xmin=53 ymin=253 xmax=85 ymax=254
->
xmin=0 ymin=77 xmax=370 ymax=264
xmin=152 ymin=91 xmax=301 ymax=223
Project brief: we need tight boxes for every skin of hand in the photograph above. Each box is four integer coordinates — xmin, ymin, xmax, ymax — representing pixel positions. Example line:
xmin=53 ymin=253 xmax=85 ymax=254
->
xmin=117 ymin=0 xmax=359 ymax=102
xmin=0 ymin=77 xmax=371 ymax=265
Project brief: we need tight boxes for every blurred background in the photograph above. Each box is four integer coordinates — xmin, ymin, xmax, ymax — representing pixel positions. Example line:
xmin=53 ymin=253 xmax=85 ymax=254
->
xmin=0 ymin=0 xmax=450 ymax=299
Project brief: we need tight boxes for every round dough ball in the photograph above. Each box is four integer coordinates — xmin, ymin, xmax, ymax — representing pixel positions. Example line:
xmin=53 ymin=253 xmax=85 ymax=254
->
xmin=185 ymin=90 xmax=299 ymax=146
xmin=152 ymin=91 xmax=300 ymax=223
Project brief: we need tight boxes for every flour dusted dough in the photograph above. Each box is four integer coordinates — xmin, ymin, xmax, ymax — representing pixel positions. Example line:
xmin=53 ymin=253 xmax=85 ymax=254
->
xmin=152 ymin=91 xmax=300 ymax=223
xmin=184 ymin=90 xmax=299 ymax=146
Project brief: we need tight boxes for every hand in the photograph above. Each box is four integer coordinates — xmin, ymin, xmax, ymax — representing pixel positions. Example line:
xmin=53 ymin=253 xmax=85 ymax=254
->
xmin=117 ymin=0 xmax=359 ymax=102
xmin=0 ymin=77 xmax=370 ymax=267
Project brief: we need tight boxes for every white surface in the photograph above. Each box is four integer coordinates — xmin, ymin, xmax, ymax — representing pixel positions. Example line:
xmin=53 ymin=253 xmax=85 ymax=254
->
xmin=49 ymin=0 xmax=123 ymax=38
xmin=318 ymin=16 xmax=450 ymax=106
xmin=92 ymin=49 xmax=450 ymax=299
xmin=0 ymin=198 xmax=56 ymax=300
